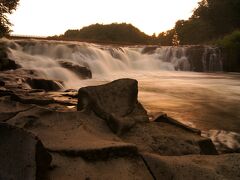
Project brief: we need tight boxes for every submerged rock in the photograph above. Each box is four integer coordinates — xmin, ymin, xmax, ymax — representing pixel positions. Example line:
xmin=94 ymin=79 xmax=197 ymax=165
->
xmin=141 ymin=46 xmax=158 ymax=54
xmin=77 ymin=78 xmax=149 ymax=135
xmin=58 ymin=61 xmax=92 ymax=79
xmin=26 ymin=78 xmax=63 ymax=91
xmin=0 ymin=58 xmax=21 ymax=71
xmin=0 ymin=123 xmax=52 ymax=180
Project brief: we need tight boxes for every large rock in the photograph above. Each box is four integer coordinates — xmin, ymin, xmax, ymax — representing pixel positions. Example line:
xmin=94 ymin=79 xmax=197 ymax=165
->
xmin=0 ymin=58 xmax=21 ymax=71
xmin=58 ymin=61 xmax=92 ymax=79
xmin=142 ymin=153 xmax=240 ymax=180
xmin=77 ymin=78 xmax=149 ymax=135
xmin=0 ymin=123 xmax=52 ymax=180
xmin=0 ymin=44 xmax=21 ymax=71
xmin=26 ymin=78 xmax=63 ymax=91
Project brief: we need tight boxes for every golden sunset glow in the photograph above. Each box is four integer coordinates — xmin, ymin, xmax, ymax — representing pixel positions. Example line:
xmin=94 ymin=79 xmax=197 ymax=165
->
xmin=9 ymin=0 xmax=200 ymax=36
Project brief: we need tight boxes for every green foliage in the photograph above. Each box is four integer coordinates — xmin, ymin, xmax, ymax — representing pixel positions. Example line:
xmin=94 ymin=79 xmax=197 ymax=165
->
xmin=0 ymin=0 xmax=19 ymax=37
xmin=216 ymin=31 xmax=240 ymax=71
xmin=59 ymin=23 xmax=157 ymax=44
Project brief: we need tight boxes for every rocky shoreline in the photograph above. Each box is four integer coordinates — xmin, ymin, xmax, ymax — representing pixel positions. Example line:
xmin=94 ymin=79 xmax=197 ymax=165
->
xmin=0 ymin=42 xmax=240 ymax=179
xmin=0 ymin=68 xmax=240 ymax=179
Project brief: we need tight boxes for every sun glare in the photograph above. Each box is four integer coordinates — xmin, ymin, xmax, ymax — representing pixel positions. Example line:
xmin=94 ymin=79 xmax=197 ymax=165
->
xmin=8 ymin=0 xmax=200 ymax=36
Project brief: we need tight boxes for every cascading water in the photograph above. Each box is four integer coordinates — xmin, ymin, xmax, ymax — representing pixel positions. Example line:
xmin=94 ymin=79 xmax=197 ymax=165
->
xmin=2 ymin=39 xmax=223 ymax=87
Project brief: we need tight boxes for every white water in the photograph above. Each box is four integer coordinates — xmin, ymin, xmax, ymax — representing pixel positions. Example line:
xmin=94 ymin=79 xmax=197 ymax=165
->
xmin=3 ymin=39 xmax=223 ymax=88
xmin=2 ymin=39 xmax=240 ymax=152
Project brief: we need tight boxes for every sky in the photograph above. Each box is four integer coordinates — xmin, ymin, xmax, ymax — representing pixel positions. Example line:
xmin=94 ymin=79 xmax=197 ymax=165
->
xmin=8 ymin=0 xmax=200 ymax=36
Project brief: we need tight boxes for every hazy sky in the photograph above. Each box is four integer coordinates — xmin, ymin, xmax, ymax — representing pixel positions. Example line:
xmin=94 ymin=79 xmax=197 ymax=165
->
xmin=8 ymin=0 xmax=200 ymax=36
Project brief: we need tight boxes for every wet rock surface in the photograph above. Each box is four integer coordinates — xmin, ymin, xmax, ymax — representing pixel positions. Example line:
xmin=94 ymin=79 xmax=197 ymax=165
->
xmin=58 ymin=61 xmax=92 ymax=79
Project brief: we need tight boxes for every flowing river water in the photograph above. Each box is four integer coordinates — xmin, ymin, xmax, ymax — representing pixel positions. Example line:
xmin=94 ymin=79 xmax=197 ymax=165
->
xmin=2 ymin=38 xmax=240 ymax=151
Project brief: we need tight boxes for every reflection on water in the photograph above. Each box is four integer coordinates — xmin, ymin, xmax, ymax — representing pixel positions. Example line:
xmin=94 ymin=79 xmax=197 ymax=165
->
xmin=76 ymin=71 xmax=240 ymax=133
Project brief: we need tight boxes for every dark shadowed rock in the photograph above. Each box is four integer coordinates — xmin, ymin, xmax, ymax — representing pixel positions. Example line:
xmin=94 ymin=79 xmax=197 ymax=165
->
xmin=0 ymin=123 xmax=51 ymax=180
xmin=0 ymin=58 xmax=21 ymax=71
xmin=141 ymin=46 xmax=158 ymax=54
xmin=58 ymin=61 xmax=92 ymax=79
xmin=198 ymin=139 xmax=218 ymax=155
xmin=26 ymin=78 xmax=63 ymax=91
xmin=0 ymin=79 xmax=5 ymax=86
xmin=77 ymin=78 xmax=149 ymax=135
xmin=142 ymin=153 xmax=240 ymax=180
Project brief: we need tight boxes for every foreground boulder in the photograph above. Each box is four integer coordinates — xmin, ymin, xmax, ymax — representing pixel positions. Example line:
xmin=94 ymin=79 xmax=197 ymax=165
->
xmin=0 ymin=123 xmax=52 ymax=180
xmin=58 ymin=61 xmax=92 ymax=79
xmin=77 ymin=78 xmax=149 ymax=135
xmin=142 ymin=153 xmax=240 ymax=180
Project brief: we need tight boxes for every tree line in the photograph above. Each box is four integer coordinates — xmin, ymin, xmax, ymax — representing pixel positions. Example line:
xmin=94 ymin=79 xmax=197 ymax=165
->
xmin=158 ymin=0 xmax=240 ymax=45
xmin=51 ymin=23 xmax=156 ymax=45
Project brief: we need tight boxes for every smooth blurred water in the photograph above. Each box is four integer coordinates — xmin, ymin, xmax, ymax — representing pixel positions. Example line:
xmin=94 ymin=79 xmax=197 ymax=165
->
xmin=2 ymin=39 xmax=240 ymax=151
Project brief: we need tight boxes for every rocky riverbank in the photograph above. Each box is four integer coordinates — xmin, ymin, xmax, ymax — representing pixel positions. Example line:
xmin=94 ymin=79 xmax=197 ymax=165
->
xmin=0 ymin=64 xmax=240 ymax=179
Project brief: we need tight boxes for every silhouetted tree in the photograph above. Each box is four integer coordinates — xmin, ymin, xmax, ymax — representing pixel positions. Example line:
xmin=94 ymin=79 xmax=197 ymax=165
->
xmin=59 ymin=23 xmax=158 ymax=44
xmin=0 ymin=0 xmax=19 ymax=37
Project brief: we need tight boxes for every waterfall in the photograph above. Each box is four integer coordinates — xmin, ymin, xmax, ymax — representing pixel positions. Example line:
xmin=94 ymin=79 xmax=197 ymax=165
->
xmin=1 ymin=39 xmax=223 ymax=87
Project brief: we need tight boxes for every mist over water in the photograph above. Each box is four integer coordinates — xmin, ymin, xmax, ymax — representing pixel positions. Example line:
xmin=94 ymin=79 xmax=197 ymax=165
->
xmin=2 ymin=39 xmax=240 ymax=152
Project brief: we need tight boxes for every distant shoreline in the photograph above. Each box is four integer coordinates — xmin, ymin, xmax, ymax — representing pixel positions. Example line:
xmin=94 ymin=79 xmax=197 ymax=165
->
xmin=7 ymin=35 xmax=161 ymax=46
